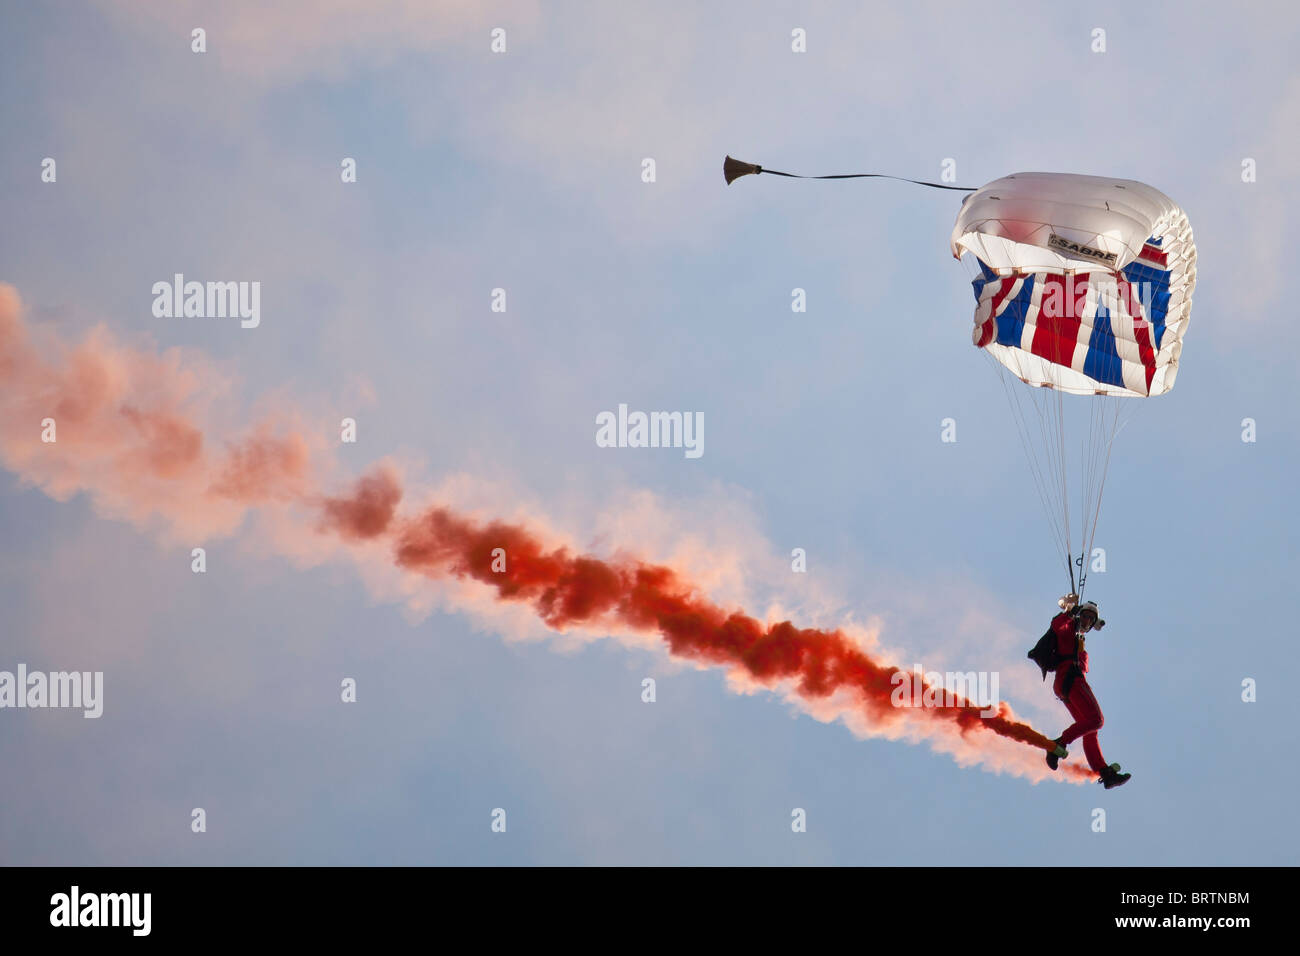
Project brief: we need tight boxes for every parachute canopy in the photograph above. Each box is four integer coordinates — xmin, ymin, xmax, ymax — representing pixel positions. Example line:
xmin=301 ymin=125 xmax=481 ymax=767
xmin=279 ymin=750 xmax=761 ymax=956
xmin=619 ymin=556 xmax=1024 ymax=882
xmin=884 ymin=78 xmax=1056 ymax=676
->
xmin=951 ymin=172 xmax=1196 ymax=398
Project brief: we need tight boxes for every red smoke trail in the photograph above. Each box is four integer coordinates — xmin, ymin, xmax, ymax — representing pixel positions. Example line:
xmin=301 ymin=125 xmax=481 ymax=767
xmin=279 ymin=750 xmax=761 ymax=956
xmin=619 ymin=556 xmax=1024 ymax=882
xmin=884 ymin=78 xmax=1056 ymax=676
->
xmin=320 ymin=468 xmax=1093 ymax=780
xmin=0 ymin=284 xmax=1092 ymax=782
xmin=0 ymin=284 xmax=311 ymax=537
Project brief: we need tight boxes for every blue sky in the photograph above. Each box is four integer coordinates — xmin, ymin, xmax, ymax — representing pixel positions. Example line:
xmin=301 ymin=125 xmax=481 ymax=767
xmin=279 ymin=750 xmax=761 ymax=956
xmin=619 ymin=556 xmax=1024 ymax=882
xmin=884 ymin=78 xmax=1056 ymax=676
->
xmin=1 ymin=0 xmax=1296 ymax=864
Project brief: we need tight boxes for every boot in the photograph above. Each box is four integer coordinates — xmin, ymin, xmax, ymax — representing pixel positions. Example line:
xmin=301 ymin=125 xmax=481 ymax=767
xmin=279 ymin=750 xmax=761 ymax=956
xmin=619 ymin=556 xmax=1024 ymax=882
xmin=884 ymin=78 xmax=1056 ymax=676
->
xmin=1046 ymin=739 xmax=1068 ymax=771
xmin=1098 ymin=763 xmax=1131 ymax=789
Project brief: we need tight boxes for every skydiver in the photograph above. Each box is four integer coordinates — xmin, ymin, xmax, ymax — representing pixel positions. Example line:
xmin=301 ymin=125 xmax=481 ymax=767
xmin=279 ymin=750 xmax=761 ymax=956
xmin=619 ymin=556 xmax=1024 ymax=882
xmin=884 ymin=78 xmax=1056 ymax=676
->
xmin=1043 ymin=595 xmax=1131 ymax=789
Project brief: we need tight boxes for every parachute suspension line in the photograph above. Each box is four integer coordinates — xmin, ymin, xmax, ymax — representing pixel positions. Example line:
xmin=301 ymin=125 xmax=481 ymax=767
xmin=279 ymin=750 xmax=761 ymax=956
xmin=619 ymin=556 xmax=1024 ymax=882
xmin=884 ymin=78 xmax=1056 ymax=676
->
xmin=1077 ymin=398 xmax=1097 ymax=597
xmin=987 ymin=350 xmax=1073 ymax=587
xmin=1054 ymin=386 xmax=1072 ymax=581
xmin=1078 ymin=395 xmax=1101 ymax=595
xmin=1014 ymin=382 xmax=1065 ymax=567
xmin=1027 ymin=376 xmax=1069 ymax=584
xmin=1078 ymin=398 xmax=1133 ymax=599
xmin=1027 ymin=378 xmax=1073 ymax=585
xmin=984 ymin=345 xmax=1132 ymax=598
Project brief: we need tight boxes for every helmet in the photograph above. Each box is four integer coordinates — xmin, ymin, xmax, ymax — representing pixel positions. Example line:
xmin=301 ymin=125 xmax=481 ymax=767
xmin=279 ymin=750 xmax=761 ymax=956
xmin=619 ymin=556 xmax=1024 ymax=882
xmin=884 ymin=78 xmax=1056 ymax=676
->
xmin=1077 ymin=601 xmax=1105 ymax=629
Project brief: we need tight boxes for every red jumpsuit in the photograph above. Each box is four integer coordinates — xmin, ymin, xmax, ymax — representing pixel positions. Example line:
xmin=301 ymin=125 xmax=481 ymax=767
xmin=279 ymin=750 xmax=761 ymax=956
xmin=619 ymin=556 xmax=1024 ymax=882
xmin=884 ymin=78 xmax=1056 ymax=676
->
xmin=1050 ymin=611 xmax=1108 ymax=773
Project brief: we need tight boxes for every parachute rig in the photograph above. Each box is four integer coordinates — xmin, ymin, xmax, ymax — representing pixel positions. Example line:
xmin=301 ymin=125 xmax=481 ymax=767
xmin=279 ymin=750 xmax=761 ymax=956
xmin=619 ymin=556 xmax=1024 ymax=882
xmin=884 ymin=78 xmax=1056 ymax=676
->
xmin=725 ymin=157 xmax=1197 ymax=598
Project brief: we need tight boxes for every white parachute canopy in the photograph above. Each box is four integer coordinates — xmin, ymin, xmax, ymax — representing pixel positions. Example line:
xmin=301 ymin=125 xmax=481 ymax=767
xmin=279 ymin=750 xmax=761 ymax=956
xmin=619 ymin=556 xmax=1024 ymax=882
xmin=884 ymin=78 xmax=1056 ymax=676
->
xmin=952 ymin=172 xmax=1196 ymax=398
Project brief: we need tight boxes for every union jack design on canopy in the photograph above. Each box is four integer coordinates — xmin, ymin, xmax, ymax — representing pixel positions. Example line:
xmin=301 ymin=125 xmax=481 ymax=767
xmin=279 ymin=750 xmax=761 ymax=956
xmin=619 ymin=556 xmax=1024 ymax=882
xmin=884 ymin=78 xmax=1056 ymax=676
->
xmin=954 ymin=172 xmax=1196 ymax=398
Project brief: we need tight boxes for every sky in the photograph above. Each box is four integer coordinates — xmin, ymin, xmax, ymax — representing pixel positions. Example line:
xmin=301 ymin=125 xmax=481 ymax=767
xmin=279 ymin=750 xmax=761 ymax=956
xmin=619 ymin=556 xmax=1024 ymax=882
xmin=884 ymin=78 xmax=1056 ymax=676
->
xmin=1 ymin=0 xmax=1297 ymax=865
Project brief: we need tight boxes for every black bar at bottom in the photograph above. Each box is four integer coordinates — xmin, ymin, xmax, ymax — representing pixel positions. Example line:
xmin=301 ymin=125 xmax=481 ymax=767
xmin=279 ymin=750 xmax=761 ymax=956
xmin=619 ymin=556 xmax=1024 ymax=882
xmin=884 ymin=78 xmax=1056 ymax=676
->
xmin=0 ymin=865 xmax=1273 ymax=942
